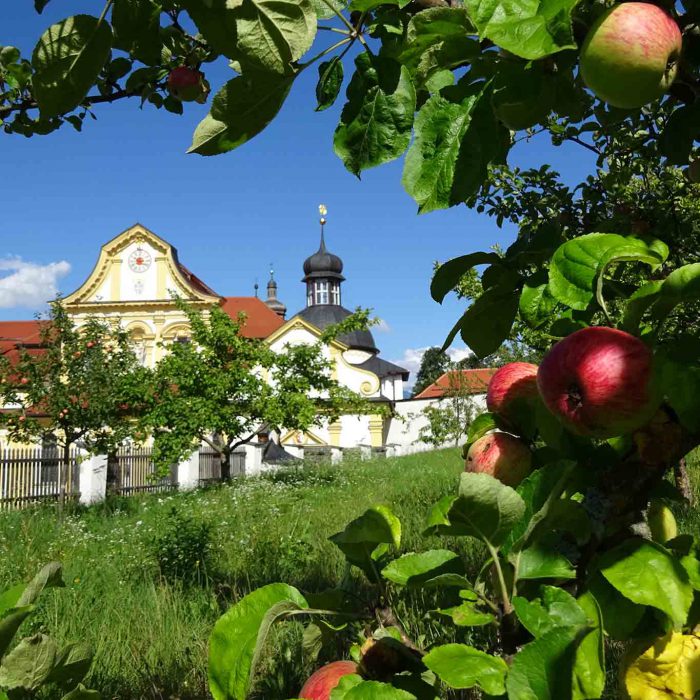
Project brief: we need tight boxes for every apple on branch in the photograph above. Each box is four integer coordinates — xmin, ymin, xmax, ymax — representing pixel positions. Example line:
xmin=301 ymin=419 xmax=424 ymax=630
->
xmin=299 ymin=661 xmax=358 ymax=700
xmin=487 ymin=362 xmax=540 ymax=429
xmin=580 ymin=2 xmax=682 ymax=109
xmin=536 ymin=326 xmax=661 ymax=439
xmin=465 ymin=432 xmax=532 ymax=487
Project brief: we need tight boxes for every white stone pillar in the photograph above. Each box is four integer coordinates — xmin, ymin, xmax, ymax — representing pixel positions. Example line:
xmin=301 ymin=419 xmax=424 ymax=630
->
xmin=177 ymin=450 xmax=200 ymax=491
xmin=79 ymin=454 xmax=107 ymax=505
xmin=331 ymin=448 xmax=343 ymax=465
xmin=242 ymin=445 xmax=263 ymax=475
xmin=360 ymin=445 xmax=371 ymax=461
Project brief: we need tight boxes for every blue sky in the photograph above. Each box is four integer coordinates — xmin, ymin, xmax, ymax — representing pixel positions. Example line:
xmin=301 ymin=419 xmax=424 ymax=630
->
xmin=0 ymin=4 xmax=596 ymax=380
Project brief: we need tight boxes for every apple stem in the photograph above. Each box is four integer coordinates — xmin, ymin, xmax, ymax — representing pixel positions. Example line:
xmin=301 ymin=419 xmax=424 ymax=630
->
xmin=487 ymin=543 xmax=512 ymax=615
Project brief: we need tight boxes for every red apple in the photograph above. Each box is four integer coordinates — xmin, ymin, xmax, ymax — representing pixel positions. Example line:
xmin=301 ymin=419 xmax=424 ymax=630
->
xmin=299 ymin=661 xmax=358 ymax=700
xmin=537 ymin=327 xmax=661 ymax=438
xmin=465 ymin=433 xmax=532 ymax=487
xmin=167 ymin=66 xmax=210 ymax=103
xmin=580 ymin=3 xmax=682 ymax=108
xmin=486 ymin=362 xmax=539 ymax=425
xmin=19 ymin=377 xmax=29 ymax=385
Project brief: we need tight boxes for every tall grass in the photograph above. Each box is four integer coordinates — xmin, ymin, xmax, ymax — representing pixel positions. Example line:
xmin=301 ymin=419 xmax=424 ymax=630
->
xmin=0 ymin=449 xmax=467 ymax=699
xmin=3 ymin=448 xmax=699 ymax=699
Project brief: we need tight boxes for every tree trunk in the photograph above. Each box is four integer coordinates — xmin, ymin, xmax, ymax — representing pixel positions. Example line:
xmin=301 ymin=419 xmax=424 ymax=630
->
xmin=221 ymin=450 xmax=231 ymax=481
xmin=675 ymin=458 xmax=694 ymax=506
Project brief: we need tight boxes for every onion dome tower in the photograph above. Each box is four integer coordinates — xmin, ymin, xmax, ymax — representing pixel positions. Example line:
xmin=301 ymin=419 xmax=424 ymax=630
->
xmin=264 ymin=266 xmax=287 ymax=318
xmin=299 ymin=205 xmax=377 ymax=354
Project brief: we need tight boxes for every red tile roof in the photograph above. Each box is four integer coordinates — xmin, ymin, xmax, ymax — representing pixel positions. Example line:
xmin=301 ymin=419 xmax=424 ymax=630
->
xmin=414 ymin=368 xmax=497 ymax=399
xmin=220 ymin=297 xmax=285 ymax=338
xmin=0 ymin=321 xmax=45 ymax=364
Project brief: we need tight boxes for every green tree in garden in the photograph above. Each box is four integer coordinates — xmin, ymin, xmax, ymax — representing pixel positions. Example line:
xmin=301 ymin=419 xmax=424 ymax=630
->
xmin=143 ymin=301 xmax=368 ymax=479
xmin=0 ymin=301 xmax=147 ymax=476
xmin=417 ymin=372 xmax=479 ymax=447
xmin=6 ymin=1 xmax=700 ymax=698
xmin=411 ymin=346 xmax=450 ymax=397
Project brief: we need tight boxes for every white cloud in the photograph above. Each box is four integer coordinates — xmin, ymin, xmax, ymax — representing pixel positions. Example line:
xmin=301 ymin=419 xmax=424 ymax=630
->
xmin=0 ymin=257 xmax=71 ymax=309
xmin=391 ymin=345 xmax=474 ymax=390
xmin=374 ymin=318 xmax=391 ymax=333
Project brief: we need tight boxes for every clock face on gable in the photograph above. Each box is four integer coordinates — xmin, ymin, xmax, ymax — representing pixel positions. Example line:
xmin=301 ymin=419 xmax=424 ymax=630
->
xmin=128 ymin=248 xmax=152 ymax=273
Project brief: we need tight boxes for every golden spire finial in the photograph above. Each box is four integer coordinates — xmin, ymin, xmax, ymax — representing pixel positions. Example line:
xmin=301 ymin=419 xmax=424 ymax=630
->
xmin=319 ymin=204 xmax=327 ymax=226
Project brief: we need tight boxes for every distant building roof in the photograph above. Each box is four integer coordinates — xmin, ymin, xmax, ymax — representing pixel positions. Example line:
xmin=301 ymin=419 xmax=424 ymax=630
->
xmin=0 ymin=321 xmax=45 ymax=365
xmin=414 ymin=368 xmax=497 ymax=399
xmin=357 ymin=355 xmax=410 ymax=381
xmin=297 ymin=304 xmax=377 ymax=353
xmin=220 ymin=297 xmax=285 ymax=338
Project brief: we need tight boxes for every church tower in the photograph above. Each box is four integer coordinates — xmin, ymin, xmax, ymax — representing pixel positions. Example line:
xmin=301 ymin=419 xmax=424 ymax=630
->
xmin=297 ymin=206 xmax=377 ymax=355
xmin=302 ymin=207 xmax=344 ymax=308
xmin=264 ymin=268 xmax=287 ymax=318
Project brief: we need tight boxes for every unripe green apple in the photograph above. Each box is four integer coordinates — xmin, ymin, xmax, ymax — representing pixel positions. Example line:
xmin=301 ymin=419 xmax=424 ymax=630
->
xmin=580 ymin=3 xmax=682 ymax=108
xmin=647 ymin=499 xmax=677 ymax=544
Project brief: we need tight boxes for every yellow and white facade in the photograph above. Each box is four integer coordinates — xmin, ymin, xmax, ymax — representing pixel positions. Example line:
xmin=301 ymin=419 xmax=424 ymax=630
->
xmin=1 ymin=224 xmax=408 ymax=450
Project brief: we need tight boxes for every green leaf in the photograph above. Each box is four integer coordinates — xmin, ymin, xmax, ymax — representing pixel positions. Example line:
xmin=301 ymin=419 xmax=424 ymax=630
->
xmin=549 ymin=233 xmax=666 ymax=310
xmin=17 ymin=562 xmax=64 ymax=606
xmin=449 ymin=274 xmax=520 ymax=357
xmin=32 ymin=15 xmax=113 ymax=118
xmin=316 ymin=57 xmax=343 ymax=112
xmin=382 ymin=550 xmax=463 ymax=587
xmin=659 ymin=102 xmax=700 ymax=165
xmin=338 ymin=681 xmax=416 ymax=699
xmin=400 ymin=8 xmax=479 ymax=89
xmin=513 ymin=586 xmax=587 ymax=638
xmin=208 ymin=583 xmax=309 ymax=700
xmin=189 ymin=72 xmax=294 ymax=156
xmin=310 ymin=0 xmax=345 ymax=19
xmin=519 ymin=271 xmax=556 ymax=329
xmin=48 ymin=643 xmax=93 ymax=690
xmin=651 ymin=262 xmax=700 ymax=322
xmin=0 ymin=633 xmax=57 ymax=691
xmin=464 ymin=0 xmax=579 ymax=60
xmin=492 ymin=62 xmax=555 ymax=130
xmin=330 ymin=674 xmax=364 ymax=699
xmin=513 ymin=535 xmax=576 ymax=581
xmin=502 ymin=463 xmax=574 ymax=554
xmin=234 ymin=0 xmax=316 ymax=74
xmin=572 ymin=592 xmax=605 ymax=700
xmin=331 ymin=505 xmax=401 ymax=580
xmin=586 ymin=573 xmax=645 ymax=641
xmin=112 ymin=0 xmax=162 ymax=65
xmin=657 ymin=347 xmax=700 ymax=433
xmin=0 ymin=607 xmax=34 ymax=660
xmin=465 ymin=412 xmax=497 ymax=444
xmin=181 ymin=0 xmax=239 ymax=59
xmin=334 ymin=53 xmax=416 ymax=177
xmin=402 ymin=81 xmax=508 ymax=213
xmin=599 ymin=539 xmax=693 ymax=629
xmin=507 ymin=626 xmax=581 ymax=699
xmin=436 ymin=601 xmax=495 ymax=627
xmin=430 ymin=252 xmax=501 ymax=303
xmin=424 ymin=472 xmax=525 ymax=548
xmin=622 ymin=280 xmax=663 ymax=334
xmin=423 ymin=644 xmax=506 ymax=694
xmin=0 ymin=587 xmax=24 ymax=617
xmin=61 ymin=685 xmax=101 ymax=700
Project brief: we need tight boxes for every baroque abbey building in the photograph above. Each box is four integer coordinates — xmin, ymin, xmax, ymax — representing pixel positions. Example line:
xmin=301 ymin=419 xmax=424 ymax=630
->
xmin=0 ymin=223 xmax=408 ymax=450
